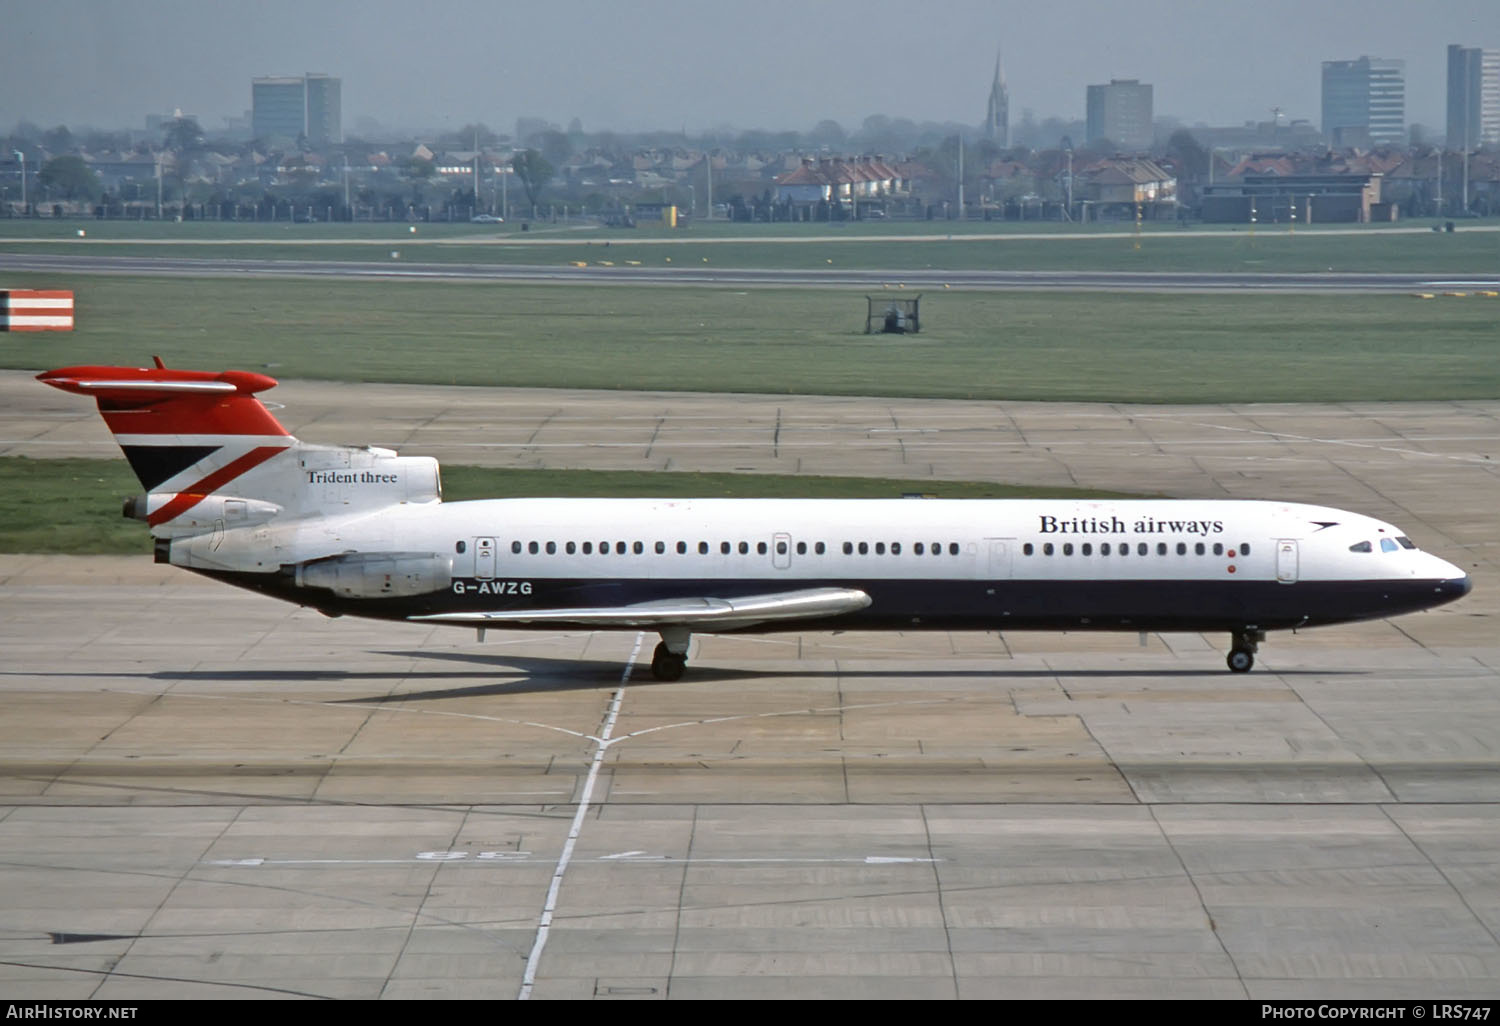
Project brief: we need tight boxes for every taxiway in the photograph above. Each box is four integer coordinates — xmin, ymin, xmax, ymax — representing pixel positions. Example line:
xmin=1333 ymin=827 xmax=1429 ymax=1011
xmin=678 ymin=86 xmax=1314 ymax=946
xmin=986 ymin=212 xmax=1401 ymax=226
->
xmin=1 ymin=376 xmax=1497 ymax=999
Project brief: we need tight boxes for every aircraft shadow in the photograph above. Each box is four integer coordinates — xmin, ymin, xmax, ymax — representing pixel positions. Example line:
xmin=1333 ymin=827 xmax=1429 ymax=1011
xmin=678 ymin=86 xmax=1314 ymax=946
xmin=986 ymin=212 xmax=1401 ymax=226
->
xmin=0 ymin=653 xmax=1361 ymax=703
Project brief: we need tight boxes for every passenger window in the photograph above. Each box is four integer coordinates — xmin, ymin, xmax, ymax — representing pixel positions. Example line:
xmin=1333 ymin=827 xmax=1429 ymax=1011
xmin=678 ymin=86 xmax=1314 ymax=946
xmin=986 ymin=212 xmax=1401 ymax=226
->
xmin=1101 ymin=543 xmax=1111 ymax=555
xmin=456 ymin=540 xmax=467 ymax=554
xmin=932 ymin=541 xmax=942 ymax=555
xmin=512 ymin=540 xmax=523 ymax=554
xmin=738 ymin=541 xmax=749 ymax=555
xmin=1137 ymin=543 xmax=1147 ymax=556
xmin=1176 ymin=543 xmax=1187 ymax=555
xmin=528 ymin=541 xmax=539 ymax=554
xmin=858 ymin=542 xmax=869 ymax=555
xmin=1195 ymin=543 xmax=1205 ymax=556
xmin=583 ymin=541 xmax=593 ymax=554
xmin=1157 ymin=543 xmax=1167 ymax=555
xmin=796 ymin=541 xmax=806 ymax=555
xmin=700 ymin=542 xmax=709 ymax=554
xmin=1380 ymin=538 xmax=1398 ymax=553
xmin=616 ymin=541 xmax=627 ymax=554
xmin=758 ymin=541 xmax=768 ymax=555
xmin=875 ymin=542 xmax=886 ymax=555
xmin=843 ymin=542 xmax=853 ymax=555
xmin=1043 ymin=543 xmax=1054 ymax=556
xmin=676 ymin=541 xmax=686 ymax=554
xmin=1023 ymin=543 xmax=1034 ymax=556
xmin=1062 ymin=543 xmax=1074 ymax=556
xmin=1241 ymin=543 xmax=1251 ymax=556
xmin=721 ymin=542 xmax=731 ymax=555
xmin=948 ymin=543 xmax=959 ymax=556
xmin=1081 ymin=543 xmax=1092 ymax=556
xmin=778 ymin=541 xmax=788 ymax=555
xmin=545 ymin=541 xmax=556 ymax=555
xmin=566 ymin=541 xmax=576 ymax=554
xmin=1350 ymin=541 xmax=1372 ymax=553
xmin=891 ymin=542 xmax=901 ymax=555
xmin=815 ymin=542 xmax=826 ymax=555
xmin=655 ymin=541 xmax=666 ymax=554
xmin=915 ymin=542 xmax=925 ymax=555
xmin=1213 ymin=543 xmax=1223 ymax=556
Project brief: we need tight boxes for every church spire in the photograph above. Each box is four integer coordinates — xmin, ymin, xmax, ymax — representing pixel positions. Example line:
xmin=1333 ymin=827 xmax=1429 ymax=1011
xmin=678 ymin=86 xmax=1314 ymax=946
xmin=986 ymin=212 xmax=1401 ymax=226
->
xmin=986 ymin=49 xmax=1009 ymax=147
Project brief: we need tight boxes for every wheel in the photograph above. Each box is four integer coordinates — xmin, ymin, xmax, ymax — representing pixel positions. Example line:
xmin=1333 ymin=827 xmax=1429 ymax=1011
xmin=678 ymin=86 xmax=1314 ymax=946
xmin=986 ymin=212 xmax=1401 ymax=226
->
xmin=651 ymin=641 xmax=686 ymax=682
xmin=1226 ymin=648 xmax=1254 ymax=673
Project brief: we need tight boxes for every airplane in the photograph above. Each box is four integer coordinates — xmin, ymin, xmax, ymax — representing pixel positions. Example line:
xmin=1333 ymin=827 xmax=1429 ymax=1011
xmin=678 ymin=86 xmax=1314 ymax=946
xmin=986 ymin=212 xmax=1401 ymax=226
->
xmin=39 ymin=361 xmax=1471 ymax=682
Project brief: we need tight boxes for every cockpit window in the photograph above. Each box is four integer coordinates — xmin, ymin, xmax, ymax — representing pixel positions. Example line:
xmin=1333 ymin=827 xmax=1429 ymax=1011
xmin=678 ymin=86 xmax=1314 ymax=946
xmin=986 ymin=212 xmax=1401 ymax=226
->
xmin=1349 ymin=541 xmax=1372 ymax=553
xmin=1380 ymin=538 xmax=1399 ymax=553
xmin=1397 ymin=537 xmax=1416 ymax=550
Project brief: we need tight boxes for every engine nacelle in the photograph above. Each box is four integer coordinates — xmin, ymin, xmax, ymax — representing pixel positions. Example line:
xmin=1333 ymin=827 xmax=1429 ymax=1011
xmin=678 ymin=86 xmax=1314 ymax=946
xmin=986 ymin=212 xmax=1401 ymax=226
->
xmin=124 ymin=493 xmax=283 ymax=528
xmin=293 ymin=552 xmax=453 ymax=599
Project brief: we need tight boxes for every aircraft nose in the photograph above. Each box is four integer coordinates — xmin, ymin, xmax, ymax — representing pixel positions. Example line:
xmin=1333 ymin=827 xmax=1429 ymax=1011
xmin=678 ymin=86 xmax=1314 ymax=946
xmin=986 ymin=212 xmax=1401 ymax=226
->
xmin=1443 ymin=573 xmax=1473 ymax=600
xmin=1431 ymin=554 xmax=1472 ymax=601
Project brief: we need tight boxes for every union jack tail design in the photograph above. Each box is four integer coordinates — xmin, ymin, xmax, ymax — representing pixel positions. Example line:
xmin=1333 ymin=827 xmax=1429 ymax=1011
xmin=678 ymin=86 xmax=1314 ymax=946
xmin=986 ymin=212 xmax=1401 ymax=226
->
xmin=37 ymin=359 xmax=296 ymax=529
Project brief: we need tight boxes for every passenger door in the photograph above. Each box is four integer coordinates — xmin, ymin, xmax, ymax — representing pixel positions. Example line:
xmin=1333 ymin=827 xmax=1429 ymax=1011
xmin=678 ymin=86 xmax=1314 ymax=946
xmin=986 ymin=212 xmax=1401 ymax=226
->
xmin=986 ymin=538 xmax=1015 ymax=580
xmin=1276 ymin=539 xmax=1298 ymax=584
xmin=772 ymin=533 xmax=792 ymax=570
xmin=474 ymin=536 xmax=496 ymax=580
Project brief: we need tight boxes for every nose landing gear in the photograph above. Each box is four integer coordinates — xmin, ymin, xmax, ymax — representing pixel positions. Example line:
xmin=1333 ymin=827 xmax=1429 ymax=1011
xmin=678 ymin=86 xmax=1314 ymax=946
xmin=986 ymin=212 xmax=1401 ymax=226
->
xmin=1227 ymin=627 xmax=1265 ymax=673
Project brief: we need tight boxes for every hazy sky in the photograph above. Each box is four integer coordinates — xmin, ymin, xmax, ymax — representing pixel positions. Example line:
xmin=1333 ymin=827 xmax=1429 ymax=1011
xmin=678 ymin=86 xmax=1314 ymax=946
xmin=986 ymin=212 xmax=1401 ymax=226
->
xmin=3 ymin=0 xmax=1497 ymax=138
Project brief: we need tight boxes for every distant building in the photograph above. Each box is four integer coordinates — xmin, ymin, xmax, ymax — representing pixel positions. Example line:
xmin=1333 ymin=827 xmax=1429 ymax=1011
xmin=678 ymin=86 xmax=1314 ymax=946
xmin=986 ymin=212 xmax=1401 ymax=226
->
xmin=1077 ymin=157 xmax=1176 ymax=210
xmin=774 ymin=157 xmax=907 ymax=213
xmin=1200 ymin=173 xmax=1389 ymax=224
xmin=304 ymin=74 xmax=341 ymax=147
xmin=1447 ymin=44 xmax=1500 ymax=149
xmin=252 ymin=73 xmax=342 ymax=146
xmin=1086 ymin=80 xmax=1153 ymax=152
xmin=1188 ymin=119 xmax=1323 ymax=152
xmin=984 ymin=51 xmax=1008 ymax=147
xmin=1321 ymin=57 xmax=1405 ymax=147
xmin=252 ymin=77 xmax=306 ymax=141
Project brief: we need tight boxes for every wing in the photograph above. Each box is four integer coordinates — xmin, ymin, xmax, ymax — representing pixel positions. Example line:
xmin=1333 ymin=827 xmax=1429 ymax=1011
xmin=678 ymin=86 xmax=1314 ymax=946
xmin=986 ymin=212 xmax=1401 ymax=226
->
xmin=409 ymin=586 xmax=871 ymax=632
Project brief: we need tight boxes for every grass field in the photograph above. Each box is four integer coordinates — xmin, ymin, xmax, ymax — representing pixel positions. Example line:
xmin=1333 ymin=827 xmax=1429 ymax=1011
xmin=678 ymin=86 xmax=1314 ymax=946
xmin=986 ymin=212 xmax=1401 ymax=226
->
xmin=2 ymin=273 xmax=1496 ymax=403
xmin=0 ymin=457 xmax=1128 ymax=555
xmin=3 ymin=217 xmax=1498 ymax=272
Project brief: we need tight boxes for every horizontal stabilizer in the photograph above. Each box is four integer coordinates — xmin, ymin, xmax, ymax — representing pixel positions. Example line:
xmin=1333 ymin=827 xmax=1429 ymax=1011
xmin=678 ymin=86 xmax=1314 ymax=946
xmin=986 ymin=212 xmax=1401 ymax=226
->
xmin=409 ymin=587 xmax=871 ymax=632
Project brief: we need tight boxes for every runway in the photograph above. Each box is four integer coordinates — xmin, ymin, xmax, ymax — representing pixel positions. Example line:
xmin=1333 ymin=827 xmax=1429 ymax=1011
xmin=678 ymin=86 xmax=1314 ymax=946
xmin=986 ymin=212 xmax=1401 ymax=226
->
xmin=4 ymin=250 xmax=1497 ymax=292
xmin=2 ymin=376 xmax=1499 ymax=999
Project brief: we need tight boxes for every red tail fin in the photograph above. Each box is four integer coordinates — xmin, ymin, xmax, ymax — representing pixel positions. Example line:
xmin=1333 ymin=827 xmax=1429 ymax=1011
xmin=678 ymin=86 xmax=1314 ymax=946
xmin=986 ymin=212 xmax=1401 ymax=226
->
xmin=38 ymin=364 xmax=295 ymax=518
xmin=37 ymin=363 xmax=288 ymax=440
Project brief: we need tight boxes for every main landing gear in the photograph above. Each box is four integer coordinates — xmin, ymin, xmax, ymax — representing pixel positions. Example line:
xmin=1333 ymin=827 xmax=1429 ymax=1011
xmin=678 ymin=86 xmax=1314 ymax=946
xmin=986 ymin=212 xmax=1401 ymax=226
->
xmin=650 ymin=628 xmax=691 ymax=682
xmin=1227 ymin=627 xmax=1265 ymax=673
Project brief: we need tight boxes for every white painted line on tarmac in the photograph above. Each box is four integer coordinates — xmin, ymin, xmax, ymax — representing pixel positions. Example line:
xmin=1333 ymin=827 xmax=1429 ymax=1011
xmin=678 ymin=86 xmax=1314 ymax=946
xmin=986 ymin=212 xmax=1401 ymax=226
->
xmin=204 ymin=853 xmax=940 ymax=867
xmin=517 ymin=631 xmax=642 ymax=1001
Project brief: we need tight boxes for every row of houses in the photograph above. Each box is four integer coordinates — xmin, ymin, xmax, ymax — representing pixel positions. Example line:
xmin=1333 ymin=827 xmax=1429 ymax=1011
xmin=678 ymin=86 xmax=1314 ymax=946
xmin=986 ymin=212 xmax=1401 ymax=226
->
xmin=7 ymin=134 xmax=1498 ymax=220
xmin=967 ymin=148 xmax=1500 ymax=221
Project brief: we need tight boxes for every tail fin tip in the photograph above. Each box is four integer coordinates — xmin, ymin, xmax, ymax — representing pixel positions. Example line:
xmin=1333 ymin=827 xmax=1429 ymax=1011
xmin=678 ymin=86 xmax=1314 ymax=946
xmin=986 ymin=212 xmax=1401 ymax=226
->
xmin=37 ymin=364 xmax=280 ymax=401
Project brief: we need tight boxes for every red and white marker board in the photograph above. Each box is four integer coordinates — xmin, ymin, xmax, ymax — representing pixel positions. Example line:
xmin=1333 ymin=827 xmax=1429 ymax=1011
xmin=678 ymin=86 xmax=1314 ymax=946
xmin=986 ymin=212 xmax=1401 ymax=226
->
xmin=1 ymin=290 xmax=74 ymax=331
